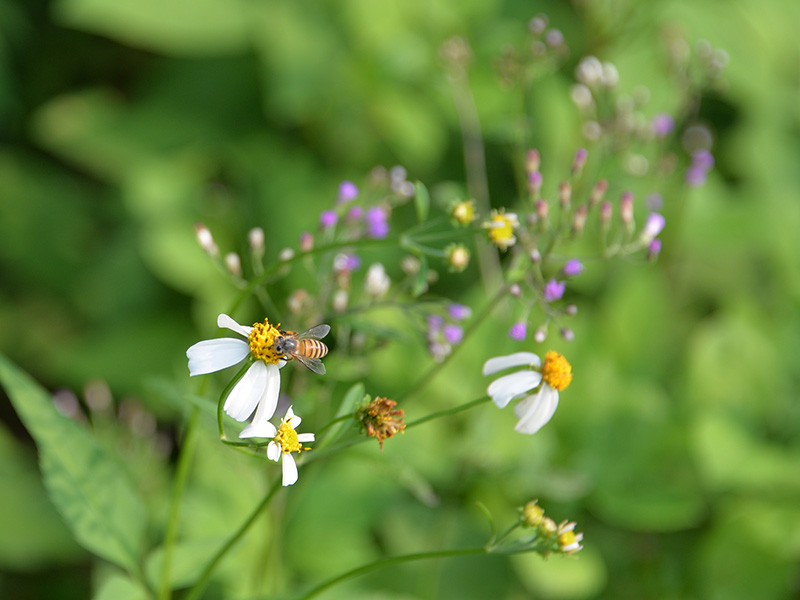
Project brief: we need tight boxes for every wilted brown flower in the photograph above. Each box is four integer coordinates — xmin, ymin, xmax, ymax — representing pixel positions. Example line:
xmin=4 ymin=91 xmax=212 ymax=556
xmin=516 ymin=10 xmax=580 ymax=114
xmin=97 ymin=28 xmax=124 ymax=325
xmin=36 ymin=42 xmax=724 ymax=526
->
xmin=358 ymin=396 xmax=406 ymax=450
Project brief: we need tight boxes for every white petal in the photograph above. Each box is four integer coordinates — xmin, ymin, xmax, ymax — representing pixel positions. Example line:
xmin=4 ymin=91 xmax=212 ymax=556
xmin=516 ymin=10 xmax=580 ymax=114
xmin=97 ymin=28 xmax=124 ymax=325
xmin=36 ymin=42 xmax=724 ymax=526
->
xmin=187 ymin=338 xmax=249 ymax=376
xmin=246 ymin=363 xmax=281 ymax=426
xmin=482 ymin=352 xmax=541 ymax=376
xmin=267 ymin=441 xmax=281 ymax=461
xmin=514 ymin=385 xmax=559 ymax=434
xmin=217 ymin=313 xmax=253 ymax=337
xmin=487 ymin=371 xmax=543 ymax=408
xmin=239 ymin=420 xmax=277 ymax=439
xmin=223 ymin=362 xmax=267 ymax=422
xmin=281 ymin=454 xmax=298 ymax=486
xmin=285 ymin=405 xmax=301 ymax=428
xmin=296 ymin=433 xmax=315 ymax=443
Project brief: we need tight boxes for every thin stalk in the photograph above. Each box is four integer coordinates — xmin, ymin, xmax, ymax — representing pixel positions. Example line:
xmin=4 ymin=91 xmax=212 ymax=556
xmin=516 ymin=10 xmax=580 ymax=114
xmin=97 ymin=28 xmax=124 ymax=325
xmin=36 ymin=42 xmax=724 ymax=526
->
xmin=183 ymin=479 xmax=282 ymax=600
xmin=294 ymin=546 xmax=486 ymax=600
xmin=157 ymin=404 xmax=201 ymax=600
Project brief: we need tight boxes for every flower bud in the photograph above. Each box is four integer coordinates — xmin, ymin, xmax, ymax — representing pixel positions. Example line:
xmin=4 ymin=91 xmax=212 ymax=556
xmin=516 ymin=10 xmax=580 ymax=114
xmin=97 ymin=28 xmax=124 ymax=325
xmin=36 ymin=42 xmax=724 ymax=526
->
xmin=332 ymin=289 xmax=349 ymax=313
xmin=543 ymin=279 xmax=565 ymax=303
xmin=640 ymin=212 xmax=665 ymax=243
xmin=224 ymin=252 xmax=241 ymax=276
xmin=648 ymin=238 xmax=662 ymax=261
xmin=526 ymin=149 xmax=541 ymax=173
xmin=509 ymin=322 xmax=527 ymax=341
xmin=446 ymin=244 xmax=470 ymax=272
xmin=299 ymin=231 xmax=314 ymax=253
xmin=337 ymin=180 xmax=359 ymax=203
xmin=509 ymin=283 xmax=521 ymax=297
xmin=248 ymin=227 xmax=265 ymax=253
xmin=528 ymin=171 xmax=543 ymax=196
xmin=194 ymin=223 xmax=218 ymax=256
xmin=600 ymin=201 xmax=613 ymax=227
xmin=452 ymin=199 xmax=476 ymax=225
xmin=561 ymin=327 xmax=575 ymax=342
xmin=559 ymin=181 xmax=571 ymax=209
xmin=572 ymin=148 xmax=588 ymax=175
xmin=620 ymin=191 xmax=635 ymax=230
xmin=522 ymin=500 xmax=545 ymax=527
xmin=530 ymin=248 xmax=542 ymax=264
xmin=536 ymin=199 xmax=549 ymax=222
xmin=279 ymin=248 xmax=295 ymax=262
xmin=562 ymin=259 xmax=584 ymax=277
xmin=572 ymin=204 xmax=588 ymax=234
xmin=565 ymin=303 xmax=578 ymax=316
xmin=319 ymin=210 xmax=338 ymax=229
xmin=589 ymin=179 xmax=608 ymax=206
xmin=534 ymin=326 xmax=547 ymax=343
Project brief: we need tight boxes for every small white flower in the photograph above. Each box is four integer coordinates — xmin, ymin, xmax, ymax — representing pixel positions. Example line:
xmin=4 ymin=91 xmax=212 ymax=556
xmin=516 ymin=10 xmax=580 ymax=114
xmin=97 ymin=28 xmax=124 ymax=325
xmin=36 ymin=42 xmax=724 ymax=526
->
xmin=186 ymin=314 xmax=286 ymax=424
xmin=483 ymin=351 xmax=572 ymax=434
xmin=365 ymin=263 xmax=391 ymax=298
xmin=258 ymin=406 xmax=315 ymax=486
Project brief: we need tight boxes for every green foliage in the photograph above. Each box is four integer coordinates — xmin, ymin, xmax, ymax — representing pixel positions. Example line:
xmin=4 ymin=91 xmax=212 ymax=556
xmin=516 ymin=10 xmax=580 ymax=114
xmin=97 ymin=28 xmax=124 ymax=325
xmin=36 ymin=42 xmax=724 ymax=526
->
xmin=2 ymin=0 xmax=800 ymax=599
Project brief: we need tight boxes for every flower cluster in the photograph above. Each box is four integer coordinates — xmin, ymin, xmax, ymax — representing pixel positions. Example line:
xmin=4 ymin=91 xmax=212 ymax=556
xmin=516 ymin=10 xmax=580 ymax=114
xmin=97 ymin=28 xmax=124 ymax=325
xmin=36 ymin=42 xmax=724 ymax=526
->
xmin=426 ymin=303 xmax=471 ymax=362
xmin=520 ymin=500 xmax=584 ymax=555
xmin=187 ymin=314 xmax=327 ymax=485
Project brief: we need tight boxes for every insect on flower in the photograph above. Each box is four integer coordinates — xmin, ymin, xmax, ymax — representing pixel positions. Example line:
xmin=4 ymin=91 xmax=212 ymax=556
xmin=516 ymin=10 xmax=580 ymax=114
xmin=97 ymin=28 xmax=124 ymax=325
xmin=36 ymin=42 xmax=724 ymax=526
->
xmin=273 ymin=324 xmax=331 ymax=375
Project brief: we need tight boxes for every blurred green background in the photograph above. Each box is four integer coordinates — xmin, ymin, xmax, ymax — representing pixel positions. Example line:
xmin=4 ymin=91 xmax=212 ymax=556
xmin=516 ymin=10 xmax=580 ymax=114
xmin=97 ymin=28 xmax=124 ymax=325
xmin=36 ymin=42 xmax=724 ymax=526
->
xmin=1 ymin=0 xmax=799 ymax=598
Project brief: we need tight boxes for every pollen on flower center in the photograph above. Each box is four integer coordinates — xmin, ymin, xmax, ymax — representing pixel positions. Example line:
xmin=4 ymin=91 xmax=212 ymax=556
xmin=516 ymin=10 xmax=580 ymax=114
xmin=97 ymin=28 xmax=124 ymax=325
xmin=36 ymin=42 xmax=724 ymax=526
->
xmin=248 ymin=319 xmax=283 ymax=364
xmin=542 ymin=351 xmax=572 ymax=391
xmin=274 ymin=421 xmax=304 ymax=454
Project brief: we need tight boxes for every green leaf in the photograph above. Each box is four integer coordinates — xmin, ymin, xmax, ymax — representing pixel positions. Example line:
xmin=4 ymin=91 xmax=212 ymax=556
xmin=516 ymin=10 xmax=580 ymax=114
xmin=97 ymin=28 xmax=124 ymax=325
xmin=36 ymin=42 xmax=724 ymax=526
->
xmin=414 ymin=180 xmax=430 ymax=223
xmin=412 ymin=253 xmax=429 ymax=298
xmin=0 ymin=353 xmax=147 ymax=574
xmin=315 ymin=383 xmax=366 ymax=451
xmin=93 ymin=572 xmax=149 ymax=600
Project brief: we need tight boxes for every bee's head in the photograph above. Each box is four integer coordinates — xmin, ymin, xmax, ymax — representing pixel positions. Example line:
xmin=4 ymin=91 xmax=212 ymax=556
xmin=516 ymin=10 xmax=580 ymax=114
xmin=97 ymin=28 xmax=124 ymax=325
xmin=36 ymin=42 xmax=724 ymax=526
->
xmin=273 ymin=336 xmax=297 ymax=356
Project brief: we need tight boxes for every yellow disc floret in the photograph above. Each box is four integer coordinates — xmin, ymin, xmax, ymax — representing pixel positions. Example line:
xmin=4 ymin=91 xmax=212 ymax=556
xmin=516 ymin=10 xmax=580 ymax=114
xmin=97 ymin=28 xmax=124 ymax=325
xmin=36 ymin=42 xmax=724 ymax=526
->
xmin=452 ymin=200 xmax=476 ymax=225
xmin=274 ymin=419 xmax=306 ymax=454
xmin=542 ymin=351 xmax=572 ymax=391
xmin=522 ymin=500 xmax=545 ymax=527
xmin=482 ymin=210 xmax=519 ymax=251
xmin=248 ymin=319 xmax=284 ymax=364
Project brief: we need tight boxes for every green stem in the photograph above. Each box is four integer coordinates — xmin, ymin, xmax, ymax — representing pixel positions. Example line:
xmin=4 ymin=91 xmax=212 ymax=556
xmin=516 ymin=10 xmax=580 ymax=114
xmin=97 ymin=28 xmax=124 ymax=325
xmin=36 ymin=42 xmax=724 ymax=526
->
xmin=404 ymin=396 xmax=489 ymax=429
xmin=294 ymin=546 xmax=487 ymax=600
xmin=158 ymin=406 xmax=200 ymax=600
xmin=183 ymin=479 xmax=282 ymax=600
xmin=397 ymin=284 xmax=508 ymax=403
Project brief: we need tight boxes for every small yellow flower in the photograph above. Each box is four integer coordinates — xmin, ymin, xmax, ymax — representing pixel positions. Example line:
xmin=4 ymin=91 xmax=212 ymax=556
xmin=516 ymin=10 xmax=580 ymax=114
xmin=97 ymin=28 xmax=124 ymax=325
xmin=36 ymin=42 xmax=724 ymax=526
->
xmin=445 ymin=244 xmax=471 ymax=272
xmin=522 ymin=500 xmax=545 ymax=527
xmin=557 ymin=520 xmax=584 ymax=554
xmin=482 ymin=210 xmax=519 ymax=251
xmin=452 ymin=199 xmax=476 ymax=225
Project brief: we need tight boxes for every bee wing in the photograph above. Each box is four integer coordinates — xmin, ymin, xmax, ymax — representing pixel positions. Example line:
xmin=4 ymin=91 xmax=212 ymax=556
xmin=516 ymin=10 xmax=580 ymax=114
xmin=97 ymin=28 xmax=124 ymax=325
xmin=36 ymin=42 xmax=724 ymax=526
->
xmin=292 ymin=353 xmax=327 ymax=375
xmin=296 ymin=324 xmax=331 ymax=340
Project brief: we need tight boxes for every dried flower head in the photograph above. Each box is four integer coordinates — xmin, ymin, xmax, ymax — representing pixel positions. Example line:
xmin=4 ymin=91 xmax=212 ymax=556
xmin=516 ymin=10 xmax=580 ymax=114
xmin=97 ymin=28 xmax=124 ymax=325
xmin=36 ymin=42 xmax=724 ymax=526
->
xmin=358 ymin=396 xmax=406 ymax=450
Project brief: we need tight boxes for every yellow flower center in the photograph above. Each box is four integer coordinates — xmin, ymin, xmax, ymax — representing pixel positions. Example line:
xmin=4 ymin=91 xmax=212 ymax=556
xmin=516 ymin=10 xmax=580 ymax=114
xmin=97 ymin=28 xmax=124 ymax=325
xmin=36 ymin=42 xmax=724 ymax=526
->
xmin=483 ymin=211 xmax=518 ymax=250
xmin=248 ymin=319 xmax=283 ymax=364
xmin=558 ymin=530 xmax=579 ymax=552
xmin=542 ymin=351 xmax=572 ymax=391
xmin=452 ymin=200 xmax=476 ymax=225
xmin=522 ymin=501 xmax=545 ymax=527
xmin=274 ymin=420 xmax=304 ymax=454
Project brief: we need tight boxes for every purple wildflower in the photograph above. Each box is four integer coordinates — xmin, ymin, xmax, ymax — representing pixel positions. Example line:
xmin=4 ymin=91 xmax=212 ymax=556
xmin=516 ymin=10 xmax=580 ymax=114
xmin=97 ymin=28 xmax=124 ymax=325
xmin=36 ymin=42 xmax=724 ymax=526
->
xmin=347 ymin=206 xmax=363 ymax=221
xmin=338 ymin=181 xmax=359 ymax=203
xmin=562 ymin=259 xmax=584 ymax=277
xmin=319 ymin=210 xmax=338 ymax=228
xmin=685 ymin=164 xmax=708 ymax=187
xmin=365 ymin=206 xmax=390 ymax=239
xmin=509 ymin=322 xmax=527 ymax=341
xmin=648 ymin=239 xmax=662 ymax=260
xmin=692 ymin=149 xmax=715 ymax=171
xmin=641 ymin=213 xmax=666 ymax=241
xmin=543 ymin=279 xmax=565 ymax=303
xmin=651 ymin=113 xmax=675 ymax=138
xmin=447 ymin=303 xmax=472 ymax=321
xmin=443 ymin=324 xmax=464 ymax=345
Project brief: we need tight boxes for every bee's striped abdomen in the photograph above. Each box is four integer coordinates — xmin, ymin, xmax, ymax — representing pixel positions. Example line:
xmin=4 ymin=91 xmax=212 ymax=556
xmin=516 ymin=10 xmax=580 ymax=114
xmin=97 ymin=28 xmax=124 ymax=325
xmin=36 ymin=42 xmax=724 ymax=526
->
xmin=297 ymin=339 xmax=328 ymax=359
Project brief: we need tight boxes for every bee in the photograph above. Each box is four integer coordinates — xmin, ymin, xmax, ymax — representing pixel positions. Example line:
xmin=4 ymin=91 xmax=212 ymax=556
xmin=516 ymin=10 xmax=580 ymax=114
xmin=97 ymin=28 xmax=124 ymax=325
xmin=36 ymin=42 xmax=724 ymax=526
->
xmin=273 ymin=324 xmax=331 ymax=375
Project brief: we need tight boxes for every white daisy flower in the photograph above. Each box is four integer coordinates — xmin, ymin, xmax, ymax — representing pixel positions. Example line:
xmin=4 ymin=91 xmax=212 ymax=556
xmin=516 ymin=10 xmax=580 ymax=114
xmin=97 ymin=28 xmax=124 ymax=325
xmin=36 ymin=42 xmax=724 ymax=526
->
xmin=187 ymin=314 xmax=287 ymax=424
xmin=483 ymin=350 xmax=573 ymax=434
xmin=247 ymin=405 xmax=314 ymax=487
